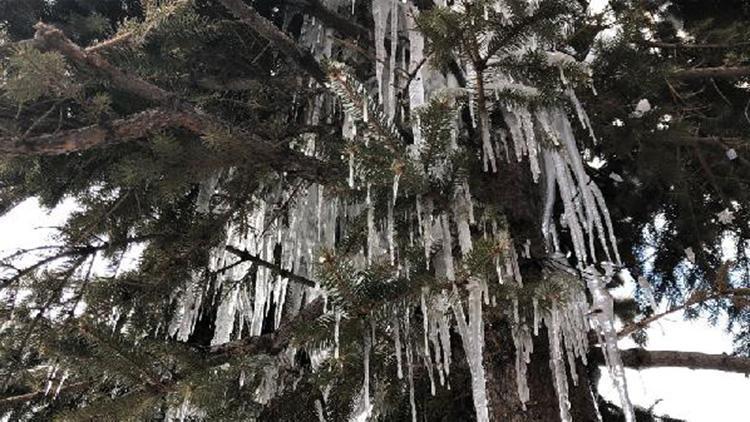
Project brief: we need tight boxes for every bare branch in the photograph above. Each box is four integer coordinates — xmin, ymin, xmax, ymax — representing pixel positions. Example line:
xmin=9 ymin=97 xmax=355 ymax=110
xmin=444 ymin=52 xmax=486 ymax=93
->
xmin=18 ymin=24 xmax=340 ymax=183
xmin=618 ymin=288 xmax=750 ymax=338
xmin=591 ymin=348 xmax=750 ymax=374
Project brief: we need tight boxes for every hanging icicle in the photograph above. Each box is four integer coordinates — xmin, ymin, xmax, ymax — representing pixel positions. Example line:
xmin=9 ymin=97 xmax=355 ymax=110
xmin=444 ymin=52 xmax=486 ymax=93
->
xmin=584 ymin=265 xmax=636 ymax=422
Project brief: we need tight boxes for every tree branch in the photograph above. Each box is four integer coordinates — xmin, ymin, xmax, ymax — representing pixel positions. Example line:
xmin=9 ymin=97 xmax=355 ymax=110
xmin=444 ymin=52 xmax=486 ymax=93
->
xmin=671 ymin=65 xmax=750 ymax=80
xmin=591 ymin=348 xmax=750 ymax=374
xmin=618 ymin=288 xmax=750 ymax=338
xmin=0 ymin=381 xmax=91 ymax=407
xmin=30 ymin=23 xmax=174 ymax=103
xmin=642 ymin=40 xmax=750 ymax=50
xmin=20 ymin=24 xmax=339 ymax=183
xmin=218 ymin=0 xmax=328 ymax=84
xmin=225 ymin=245 xmax=317 ymax=288
xmin=0 ymin=108 xmax=200 ymax=156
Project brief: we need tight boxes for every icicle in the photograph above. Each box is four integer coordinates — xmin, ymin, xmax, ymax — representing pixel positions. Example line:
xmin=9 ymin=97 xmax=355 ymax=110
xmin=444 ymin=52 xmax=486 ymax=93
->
xmin=441 ymin=214 xmax=455 ymax=281
xmin=546 ymin=306 xmax=572 ymax=422
xmin=388 ymin=196 xmax=395 ymax=265
xmin=349 ymin=151 xmax=354 ymax=189
xmin=420 ymin=289 xmax=431 ymax=357
xmin=532 ymin=296 xmax=539 ymax=336
xmin=541 ymin=152 xmax=557 ymax=248
xmin=363 ymin=327 xmax=372 ymax=417
xmin=334 ymin=310 xmax=341 ymax=359
xmin=452 ymin=280 xmax=490 ymax=422
xmin=453 ymin=183 xmax=473 ymax=256
xmin=584 ymin=265 xmax=635 ymax=422
xmin=480 ymin=107 xmax=497 ymax=173
xmin=372 ymin=0 xmax=388 ymax=106
xmin=211 ymin=286 xmax=239 ymax=346
xmin=406 ymin=5 xmax=425 ymax=150
xmin=637 ymin=275 xmax=658 ymax=312
xmin=387 ymin=0 xmax=399 ymax=122
xmin=393 ymin=310 xmax=404 ymax=379
xmin=512 ymin=324 xmax=533 ymax=409
xmin=392 ymin=172 xmax=400 ymax=204
xmin=566 ymin=87 xmax=598 ymax=144
xmin=405 ymin=310 xmax=418 ymax=422
xmin=366 ymin=184 xmax=376 ymax=265
xmin=53 ymin=370 xmax=68 ymax=398
xmin=437 ymin=300 xmax=452 ymax=377
xmin=316 ymin=400 xmax=327 ymax=422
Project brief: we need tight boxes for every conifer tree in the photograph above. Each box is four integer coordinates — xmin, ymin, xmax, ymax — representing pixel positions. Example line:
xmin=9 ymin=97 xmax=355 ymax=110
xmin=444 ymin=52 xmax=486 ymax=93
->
xmin=0 ymin=1 xmax=748 ymax=421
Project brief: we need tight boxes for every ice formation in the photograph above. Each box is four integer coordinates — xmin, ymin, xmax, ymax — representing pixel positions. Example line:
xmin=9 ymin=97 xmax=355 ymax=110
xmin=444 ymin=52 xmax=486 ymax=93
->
xmin=161 ymin=1 xmax=638 ymax=420
xmin=585 ymin=265 xmax=636 ymax=422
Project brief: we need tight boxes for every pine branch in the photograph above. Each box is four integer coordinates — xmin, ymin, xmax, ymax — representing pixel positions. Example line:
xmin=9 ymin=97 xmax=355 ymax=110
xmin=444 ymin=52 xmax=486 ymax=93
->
xmin=29 ymin=23 xmax=174 ymax=103
xmin=591 ymin=348 xmax=750 ymax=374
xmin=217 ymin=0 xmax=328 ymax=84
xmin=0 ymin=381 xmax=91 ymax=407
xmin=0 ymin=381 xmax=92 ymax=409
xmin=19 ymin=24 xmax=339 ymax=183
xmin=0 ymin=108 xmax=199 ymax=156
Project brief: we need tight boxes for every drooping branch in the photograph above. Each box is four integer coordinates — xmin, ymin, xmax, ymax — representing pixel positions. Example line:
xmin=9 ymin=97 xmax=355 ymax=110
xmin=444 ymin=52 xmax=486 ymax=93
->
xmin=591 ymin=348 xmax=750 ymax=374
xmin=217 ymin=0 xmax=328 ymax=84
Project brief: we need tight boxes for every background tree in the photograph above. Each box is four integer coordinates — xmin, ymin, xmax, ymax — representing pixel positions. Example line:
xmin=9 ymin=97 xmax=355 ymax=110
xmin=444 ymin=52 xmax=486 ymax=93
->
xmin=0 ymin=1 xmax=747 ymax=421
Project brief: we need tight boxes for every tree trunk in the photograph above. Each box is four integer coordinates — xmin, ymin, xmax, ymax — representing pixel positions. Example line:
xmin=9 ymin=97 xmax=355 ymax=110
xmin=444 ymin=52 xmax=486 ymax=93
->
xmin=484 ymin=314 xmax=600 ymax=422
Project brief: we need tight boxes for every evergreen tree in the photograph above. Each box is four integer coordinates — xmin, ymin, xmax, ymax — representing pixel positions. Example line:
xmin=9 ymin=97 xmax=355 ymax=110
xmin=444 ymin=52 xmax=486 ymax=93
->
xmin=0 ymin=1 xmax=747 ymax=421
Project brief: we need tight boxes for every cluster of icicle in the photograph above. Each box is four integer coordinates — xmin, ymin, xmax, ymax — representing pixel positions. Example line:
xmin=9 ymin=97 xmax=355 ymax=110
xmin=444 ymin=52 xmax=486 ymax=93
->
xmin=164 ymin=1 xmax=638 ymax=421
